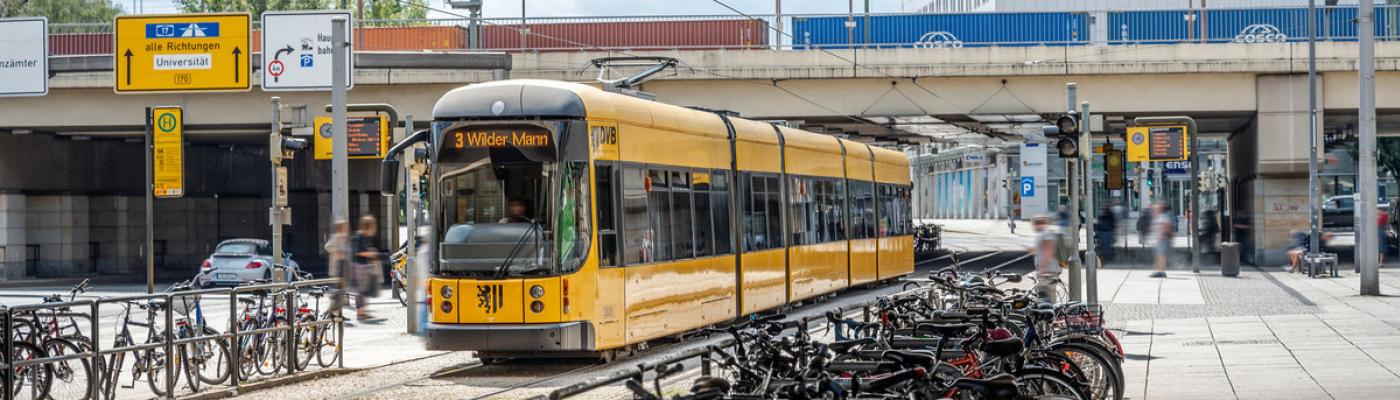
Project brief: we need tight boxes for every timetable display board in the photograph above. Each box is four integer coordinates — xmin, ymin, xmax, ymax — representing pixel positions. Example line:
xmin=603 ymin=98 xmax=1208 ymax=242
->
xmin=313 ymin=115 xmax=389 ymax=160
xmin=1126 ymin=125 xmax=1190 ymax=162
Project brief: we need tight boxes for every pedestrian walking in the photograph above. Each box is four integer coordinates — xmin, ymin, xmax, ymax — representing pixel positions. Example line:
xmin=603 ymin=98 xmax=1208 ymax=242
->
xmin=323 ymin=219 xmax=351 ymax=313
xmin=1095 ymin=206 xmax=1117 ymax=260
xmin=1377 ymin=206 xmax=1389 ymax=266
xmin=1136 ymin=208 xmax=1151 ymax=248
xmin=1199 ymin=209 xmax=1220 ymax=254
xmin=351 ymin=214 xmax=384 ymax=322
xmin=1150 ymin=202 xmax=1173 ymax=278
xmin=1030 ymin=216 xmax=1063 ymax=301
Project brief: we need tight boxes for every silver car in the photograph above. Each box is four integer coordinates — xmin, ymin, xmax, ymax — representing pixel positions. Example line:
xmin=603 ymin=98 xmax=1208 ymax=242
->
xmin=198 ymin=239 xmax=301 ymax=287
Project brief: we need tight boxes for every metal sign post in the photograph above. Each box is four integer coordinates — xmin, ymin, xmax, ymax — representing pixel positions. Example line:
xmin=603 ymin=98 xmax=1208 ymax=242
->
xmin=1065 ymin=83 xmax=1083 ymax=302
xmin=1082 ymin=101 xmax=1098 ymax=305
xmin=144 ymin=107 xmax=154 ymax=294
xmin=270 ymin=97 xmax=285 ymax=281
xmin=404 ymin=114 xmax=421 ymax=334
xmin=331 ymin=17 xmax=350 ymax=250
xmin=1359 ymin=0 xmax=1381 ymax=295
xmin=145 ymin=106 xmax=184 ymax=293
xmin=1133 ymin=116 xmax=1200 ymax=274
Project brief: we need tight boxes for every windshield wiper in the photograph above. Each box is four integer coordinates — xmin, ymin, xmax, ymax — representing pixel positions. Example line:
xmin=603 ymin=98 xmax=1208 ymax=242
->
xmin=493 ymin=221 xmax=540 ymax=279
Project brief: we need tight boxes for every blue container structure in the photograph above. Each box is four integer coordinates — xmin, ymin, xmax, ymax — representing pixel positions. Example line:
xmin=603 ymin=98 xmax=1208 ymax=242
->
xmin=1109 ymin=7 xmax=1395 ymax=44
xmin=792 ymin=12 xmax=1090 ymax=49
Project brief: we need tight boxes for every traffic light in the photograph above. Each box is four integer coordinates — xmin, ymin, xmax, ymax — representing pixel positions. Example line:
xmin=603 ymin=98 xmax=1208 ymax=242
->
xmin=1042 ymin=112 xmax=1080 ymax=158
xmin=270 ymin=134 xmax=308 ymax=162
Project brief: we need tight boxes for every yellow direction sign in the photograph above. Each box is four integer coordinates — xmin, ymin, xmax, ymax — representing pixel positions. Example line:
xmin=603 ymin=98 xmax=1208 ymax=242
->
xmin=1126 ymin=125 xmax=1191 ymax=162
xmin=151 ymin=106 xmax=184 ymax=198
xmin=115 ymin=13 xmax=250 ymax=93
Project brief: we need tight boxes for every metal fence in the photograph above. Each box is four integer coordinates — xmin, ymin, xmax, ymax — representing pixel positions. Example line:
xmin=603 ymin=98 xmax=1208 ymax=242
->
xmin=41 ymin=5 xmax=1400 ymax=56
xmin=1 ymin=278 xmax=344 ymax=400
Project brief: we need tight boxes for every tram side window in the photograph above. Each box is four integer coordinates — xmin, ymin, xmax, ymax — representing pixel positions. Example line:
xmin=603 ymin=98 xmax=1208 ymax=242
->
xmin=559 ymin=161 xmax=593 ymax=274
xmin=849 ymin=180 xmax=876 ymax=240
xmin=711 ymin=170 xmax=732 ymax=255
xmin=672 ymin=171 xmax=695 ymax=259
xmin=595 ymin=162 xmax=619 ymax=267
xmin=833 ymin=180 xmax=847 ymax=241
xmin=693 ymin=170 xmax=714 ymax=257
xmin=765 ymin=176 xmax=783 ymax=249
xmin=789 ymin=177 xmax=811 ymax=246
xmin=649 ymin=169 xmax=673 ymax=262
xmin=742 ymin=173 xmax=766 ymax=251
xmin=622 ymin=167 xmax=650 ymax=265
xmin=878 ymin=184 xmax=893 ymax=237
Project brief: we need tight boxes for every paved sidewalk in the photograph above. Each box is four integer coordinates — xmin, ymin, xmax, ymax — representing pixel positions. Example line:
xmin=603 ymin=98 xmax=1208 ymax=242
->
xmin=1099 ymin=265 xmax=1400 ymax=399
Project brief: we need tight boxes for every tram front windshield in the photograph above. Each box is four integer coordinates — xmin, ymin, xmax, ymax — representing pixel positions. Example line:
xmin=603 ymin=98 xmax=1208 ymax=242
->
xmin=435 ymin=124 xmax=590 ymax=278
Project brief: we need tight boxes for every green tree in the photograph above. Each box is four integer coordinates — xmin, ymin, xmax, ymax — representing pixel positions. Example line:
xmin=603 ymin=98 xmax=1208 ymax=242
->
xmin=1346 ymin=137 xmax=1400 ymax=179
xmin=1 ymin=0 xmax=123 ymax=23
xmin=173 ymin=0 xmax=331 ymax=18
xmin=362 ymin=0 xmax=426 ymax=20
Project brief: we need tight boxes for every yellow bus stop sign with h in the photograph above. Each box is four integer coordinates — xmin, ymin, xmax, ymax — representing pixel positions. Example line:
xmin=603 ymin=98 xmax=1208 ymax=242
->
xmin=151 ymin=106 xmax=184 ymax=198
xmin=115 ymin=13 xmax=251 ymax=93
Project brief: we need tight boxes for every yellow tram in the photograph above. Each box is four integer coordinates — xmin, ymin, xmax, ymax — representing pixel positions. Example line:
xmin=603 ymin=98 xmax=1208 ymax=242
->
xmin=407 ymin=79 xmax=912 ymax=359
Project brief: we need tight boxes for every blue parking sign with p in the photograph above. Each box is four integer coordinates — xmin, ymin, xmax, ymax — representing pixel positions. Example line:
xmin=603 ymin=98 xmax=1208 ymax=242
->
xmin=1020 ymin=177 xmax=1035 ymax=196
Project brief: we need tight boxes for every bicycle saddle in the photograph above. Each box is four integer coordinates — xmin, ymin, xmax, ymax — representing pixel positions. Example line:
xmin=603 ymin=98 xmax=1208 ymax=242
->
xmin=980 ymin=337 xmax=1025 ymax=358
xmin=829 ymin=337 xmax=876 ymax=353
xmin=913 ymin=322 xmax=975 ymax=337
xmin=953 ymin=373 xmax=1020 ymax=400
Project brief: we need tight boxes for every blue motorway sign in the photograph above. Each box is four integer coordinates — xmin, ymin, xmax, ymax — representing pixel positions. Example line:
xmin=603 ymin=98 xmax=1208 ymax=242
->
xmin=146 ymin=22 xmax=221 ymax=38
xmin=1020 ymin=176 xmax=1035 ymax=196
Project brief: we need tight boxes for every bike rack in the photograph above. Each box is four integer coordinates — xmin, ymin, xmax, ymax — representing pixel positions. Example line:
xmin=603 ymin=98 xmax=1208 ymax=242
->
xmin=1 ymin=298 xmax=100 ymax=400
xmin=2 ymin=278 xmax=346 ymax=400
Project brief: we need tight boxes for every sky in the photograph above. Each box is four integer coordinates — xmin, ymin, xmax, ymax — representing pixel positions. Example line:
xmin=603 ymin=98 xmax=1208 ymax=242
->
xmin=121 ymin=0 xmax=925 ymax=18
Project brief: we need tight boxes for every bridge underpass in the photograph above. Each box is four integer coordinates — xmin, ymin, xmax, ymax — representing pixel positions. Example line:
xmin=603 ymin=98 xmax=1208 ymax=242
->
xmin=4 ymin=41 xmax=1400 ymax=278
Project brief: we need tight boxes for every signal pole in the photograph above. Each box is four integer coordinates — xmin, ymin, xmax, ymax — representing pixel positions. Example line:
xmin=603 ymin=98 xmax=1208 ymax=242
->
xmin=1066 ymin=83 xmax=1083 ymax=302
xmin=1360 ymin=0 xmax=1381 ymax=295
xmin=1082 ymin=100 xmax=1098 ymax=304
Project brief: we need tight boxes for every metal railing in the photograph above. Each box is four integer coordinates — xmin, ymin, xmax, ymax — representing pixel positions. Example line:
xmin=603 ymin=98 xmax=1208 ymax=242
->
xmin=42 ymin=5 xmax=1400 ymax=56
xmin=1 ymin=278 xmax=345 ymax=400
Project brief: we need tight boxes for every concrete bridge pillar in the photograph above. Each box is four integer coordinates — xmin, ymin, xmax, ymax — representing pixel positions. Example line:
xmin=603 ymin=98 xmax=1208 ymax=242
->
xmin=1237 ymin=74 xmax=1325 ymax=265
xmin=0 ymin=194 xmax=26 ymax=280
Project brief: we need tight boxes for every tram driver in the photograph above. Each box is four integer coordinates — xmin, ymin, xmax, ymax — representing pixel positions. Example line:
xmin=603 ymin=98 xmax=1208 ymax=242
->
xmin=498 ymin=199 xmax=534 ymax=224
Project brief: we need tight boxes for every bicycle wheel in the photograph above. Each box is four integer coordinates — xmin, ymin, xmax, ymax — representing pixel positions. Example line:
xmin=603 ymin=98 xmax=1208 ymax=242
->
xmin=236 ymin=320 xmax=259 ymax=378
xmin=315 ymin=312 xmax=342 ymax=368
xmin=179 ymin=343 xmax=202 ymax=393
xmin=192 ymin=327 xmax=231 ymax=385
xmin=39 ymin=337 xmax=94 ymax=400
xmin=7 ymin=341 xmax=52 ymax=400
xmin=100 ymin=351 xmax=125 ymax=400
xmin=292 ymin=317 xmax=317 ymax=372
xmin=1051 ymin=343 xmax=1124 ymax=400
xmin=144 ymin=346 xmax=178 ymax=397
xmin=256 ymin=317 xmax=289 ymax=376
xmin=1015 ymin=367 xmax=1091 ymax=400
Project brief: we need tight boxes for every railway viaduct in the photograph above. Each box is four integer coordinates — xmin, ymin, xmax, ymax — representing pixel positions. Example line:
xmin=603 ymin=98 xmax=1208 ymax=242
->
xmin=3 ymin=41 xmax=1398 ymax=277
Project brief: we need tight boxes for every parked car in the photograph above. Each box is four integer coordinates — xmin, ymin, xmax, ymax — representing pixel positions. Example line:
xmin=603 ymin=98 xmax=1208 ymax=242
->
xmin=197 ymin=239 xmax=301 ymax=287
xmin=1321 ymin=195 xmax=1391 ymax=231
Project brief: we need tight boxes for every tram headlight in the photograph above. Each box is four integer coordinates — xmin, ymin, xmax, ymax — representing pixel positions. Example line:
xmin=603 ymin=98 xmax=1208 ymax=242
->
xmin=529 ymin=285 xmax=545 ymax=299
xmin=440 ymin=301 xmax=453 ymax=313
xmin=530 ymin=300 xmax=544 ymax=313
xmin=440 ymin=285 xmax=454 ymax=300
